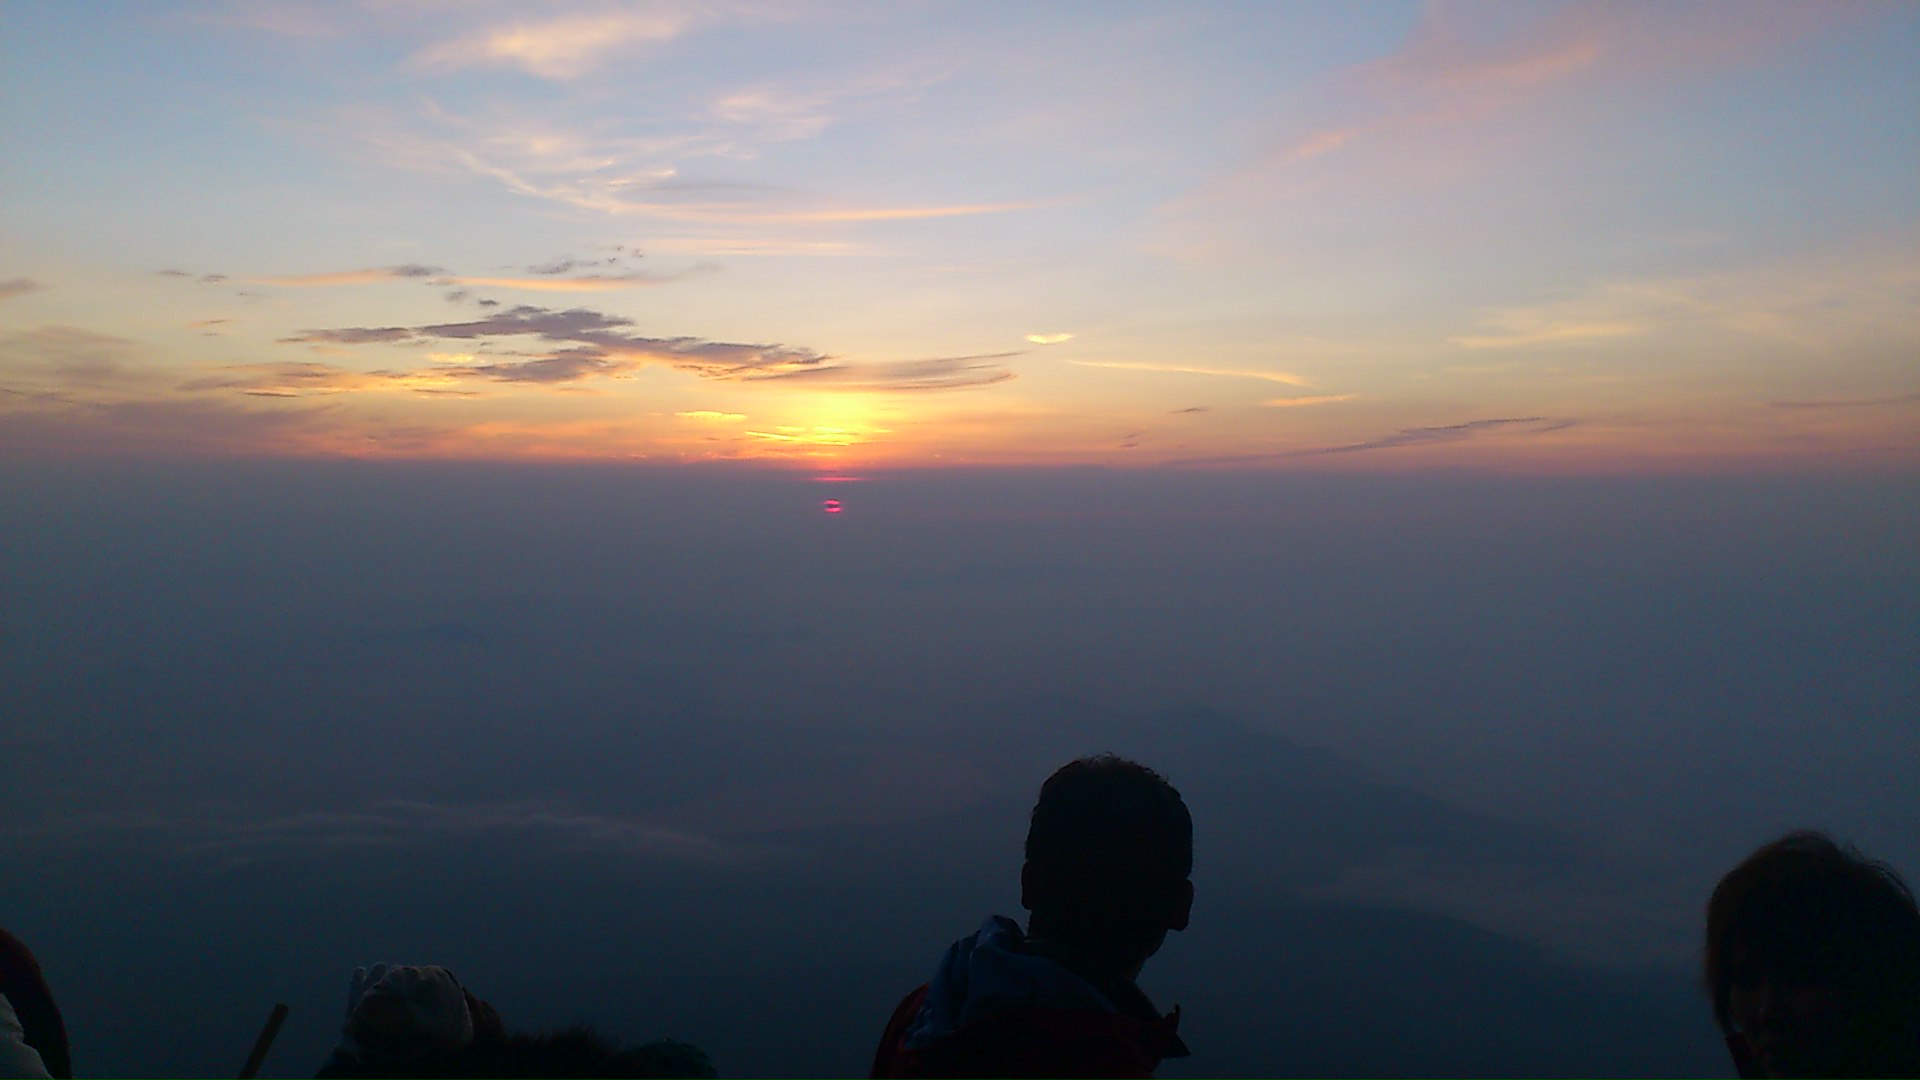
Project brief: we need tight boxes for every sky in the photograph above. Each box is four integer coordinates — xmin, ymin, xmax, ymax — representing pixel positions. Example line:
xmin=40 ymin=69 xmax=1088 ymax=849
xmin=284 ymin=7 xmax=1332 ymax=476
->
xmin=3 ymin=4 xmax=1919 ymax=1077
xmin=4 ymin=0 xmax=1918 ymax=470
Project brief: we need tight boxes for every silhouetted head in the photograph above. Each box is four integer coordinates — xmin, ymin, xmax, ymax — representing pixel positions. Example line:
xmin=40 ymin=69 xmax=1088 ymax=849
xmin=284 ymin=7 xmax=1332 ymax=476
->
xmin=1705 ymin=831 xmax=1920 ymax=1078
xmin=1021 ymin=755 xmax=1193 ymax=977
xmin=349 ymin=966 xmax=476 ymax=1065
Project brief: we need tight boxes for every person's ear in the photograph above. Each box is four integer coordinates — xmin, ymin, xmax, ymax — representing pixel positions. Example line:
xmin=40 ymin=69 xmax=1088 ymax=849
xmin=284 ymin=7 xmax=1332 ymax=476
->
xmin=1167 ymin=879 xmax=1193 ymax=932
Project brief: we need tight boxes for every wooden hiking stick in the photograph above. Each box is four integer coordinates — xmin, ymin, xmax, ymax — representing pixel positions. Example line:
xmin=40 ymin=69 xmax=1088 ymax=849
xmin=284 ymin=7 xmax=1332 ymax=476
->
xmin=237 ymin=1003 xmax=288 ymax=1079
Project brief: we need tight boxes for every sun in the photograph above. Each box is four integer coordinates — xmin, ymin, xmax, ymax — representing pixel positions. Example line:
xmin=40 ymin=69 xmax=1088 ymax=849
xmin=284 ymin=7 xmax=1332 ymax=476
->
xmin=745 ymin=393 xmax=895 ymax=457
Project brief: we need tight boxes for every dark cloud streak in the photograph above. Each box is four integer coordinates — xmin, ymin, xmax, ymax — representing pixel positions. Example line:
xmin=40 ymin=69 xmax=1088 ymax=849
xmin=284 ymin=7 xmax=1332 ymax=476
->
xmin=0 ymin=278 xmax=47 ymax=302
xmin=281 ymin=327 xmax=417 ymax=345
xmin=1171 ymin=416 xmax=1578 ymax=466
xmin=1311 ymin=416 xmax=1577 ymax=455
xmin=277 ymin=304 xmax=1017 ymax=390
xmin=744 ymin=352 xmax=1019 ymax=391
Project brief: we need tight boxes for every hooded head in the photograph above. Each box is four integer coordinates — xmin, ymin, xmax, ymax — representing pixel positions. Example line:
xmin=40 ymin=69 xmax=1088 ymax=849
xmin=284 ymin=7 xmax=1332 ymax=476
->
xmin=349 ymin=966 xmax=475 ymax=1062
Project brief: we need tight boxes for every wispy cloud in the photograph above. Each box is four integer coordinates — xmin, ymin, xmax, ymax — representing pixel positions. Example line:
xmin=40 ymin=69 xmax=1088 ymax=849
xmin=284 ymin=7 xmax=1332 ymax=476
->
xmin=437 ymin=351 xmax=643 ymax=385
xmin=0 ymin=393 xmax=347 ymax=459
xmin=1308 ymin=416 xmax=1578 ymax=455
xmin=204 ymin=254 xmax=704 ymax=294
xmin=1069 ymin=359 xmax=1310 ymax=386
xmin=1264 ymin=394 xmax=1355 ymax=408
xmin=703 ymin=66 xmax=952 ymax=147
xmin=270 ymin=305 xmax=1017 ymax=393
xmin=1450 ymin=248 xmax=1920 ymax=352
xmin=0 ymin=800 xmax=750 ymax=864
xmin=744 ymin=352 xmax=1019 ymax=392
xmin=1770 ymin=391 xmax=1920 ymax=411
xmin=677 ymin=410 xmax=746 ymax=422
xmin=1172 ymin=416 xmax=1577 ymax=466
xmin=701 ymin=200 xmax=1048 ymax=224
xmin=744 ymin=425 xmax=881 ymax=446
xmin=646 ymin=237 xmax=875 ymax=257
xmin=280 ymin=303 xmax=828 ymax=380
xmin=0 ymin=278 xmax=46 ymax=302
xmin=0 ymin=325 xmax=142 ymax=386
xmin=443 ymin=267 xmax=715 ymax=292
xmin=1026 ymin=332 xmax=1074 ymax=345
xmin=255 ymin=264 xmax=443 ymax=287
xmin=412 ymin=9 xmax=703 ymax=79
xmin=1449 ymin=320 xmax=1645 ymax=350
xmin=154 ymin=270 xmax=230 ymax=284
xmin=178 ymin=361 xmax=472 ymax=398
xmin=332 ymin=89 xmax=1043 ymax=225
xmin=709 ymin=83 xmax=840 ymax=142
xmin=284 ymin=326 xmax=416 ymax=346
xmin=1161 ymin=2 xmax=1873 ymax=245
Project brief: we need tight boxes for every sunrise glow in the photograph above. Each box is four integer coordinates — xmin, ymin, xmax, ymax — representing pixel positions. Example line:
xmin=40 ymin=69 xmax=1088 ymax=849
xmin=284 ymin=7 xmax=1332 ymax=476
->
xmin=2 ymin=3 xmax=1915 ymax=471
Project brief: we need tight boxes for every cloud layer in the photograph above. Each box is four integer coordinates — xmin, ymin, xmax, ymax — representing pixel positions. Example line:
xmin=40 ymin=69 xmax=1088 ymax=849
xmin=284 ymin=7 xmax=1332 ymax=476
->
xmin=270 ymin=303 xmax=1017 ymax=393
xmin=0 ymin=800 xmax=748 ymax=864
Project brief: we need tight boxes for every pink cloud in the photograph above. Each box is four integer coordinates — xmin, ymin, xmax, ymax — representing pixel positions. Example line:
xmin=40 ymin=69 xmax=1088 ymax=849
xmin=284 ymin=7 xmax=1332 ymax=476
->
xmin=1168 ymin=1 xmax=1876 ymax=223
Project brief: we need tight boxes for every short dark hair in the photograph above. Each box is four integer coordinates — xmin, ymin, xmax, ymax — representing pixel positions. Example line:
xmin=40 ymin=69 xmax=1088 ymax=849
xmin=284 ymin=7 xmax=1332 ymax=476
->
xmin=1704 ymin=831 xmax=1920 ymax=1044
xmin=1024 ymin=755 xmax=1192 ymax=939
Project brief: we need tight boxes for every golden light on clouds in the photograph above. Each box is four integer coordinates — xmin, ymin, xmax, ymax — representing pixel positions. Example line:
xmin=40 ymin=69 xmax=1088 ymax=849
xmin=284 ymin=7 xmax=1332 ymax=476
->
xmin=1068 ymin=360 xmax=1312 ymax=386
xmin=445 ymin=275 xmax=677 ymax=292
xmin=1448 ymin=322 xmax=1645 ymax=349
xmin=749 ymin=427 xmax=845 ymax=445
xmin=255 ymin=268 xmax=424 ymax=287
xmin=1264 ymin=394 xmax=1355 ymax=408
xmin=5 ymin=3 xmax=1913 ymax=471
xmin=412 ymin=11 xmax=695 ymax=78
xmin=717 ymin=392 xmax=899 ymax=457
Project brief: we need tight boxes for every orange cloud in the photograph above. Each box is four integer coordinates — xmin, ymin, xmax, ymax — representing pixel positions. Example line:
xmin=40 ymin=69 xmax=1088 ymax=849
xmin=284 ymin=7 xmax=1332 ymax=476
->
xmin=1264 ymin=394 xmax=1355 ymax=408
xmin=1068 ymin=360 xmax=1310 ymax=386
xmin=253 ymin=265 xmax=442 ymax=287
xmin=1448 ymin=322 xmax=1644 ymax=349
xmin=178 ymin=361 xmax=469 ymax=398
xmin=443 ymin=271 xmax=707 ymax=292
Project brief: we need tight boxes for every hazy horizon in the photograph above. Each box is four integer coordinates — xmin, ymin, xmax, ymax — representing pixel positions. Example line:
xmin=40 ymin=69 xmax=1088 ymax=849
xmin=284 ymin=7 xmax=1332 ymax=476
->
xmin=4 ymin=460 xmax=1915 ymax=1075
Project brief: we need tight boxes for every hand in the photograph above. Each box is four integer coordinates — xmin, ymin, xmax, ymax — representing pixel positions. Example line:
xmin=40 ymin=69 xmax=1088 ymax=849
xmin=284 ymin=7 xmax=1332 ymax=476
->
xmin=328 ymin=962 xmax=389 ymax=1065
xmin=464 ymin=989 xmax=504 ymax=1043
xmin=345 ymin=963 xmax=390 ymax=1025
